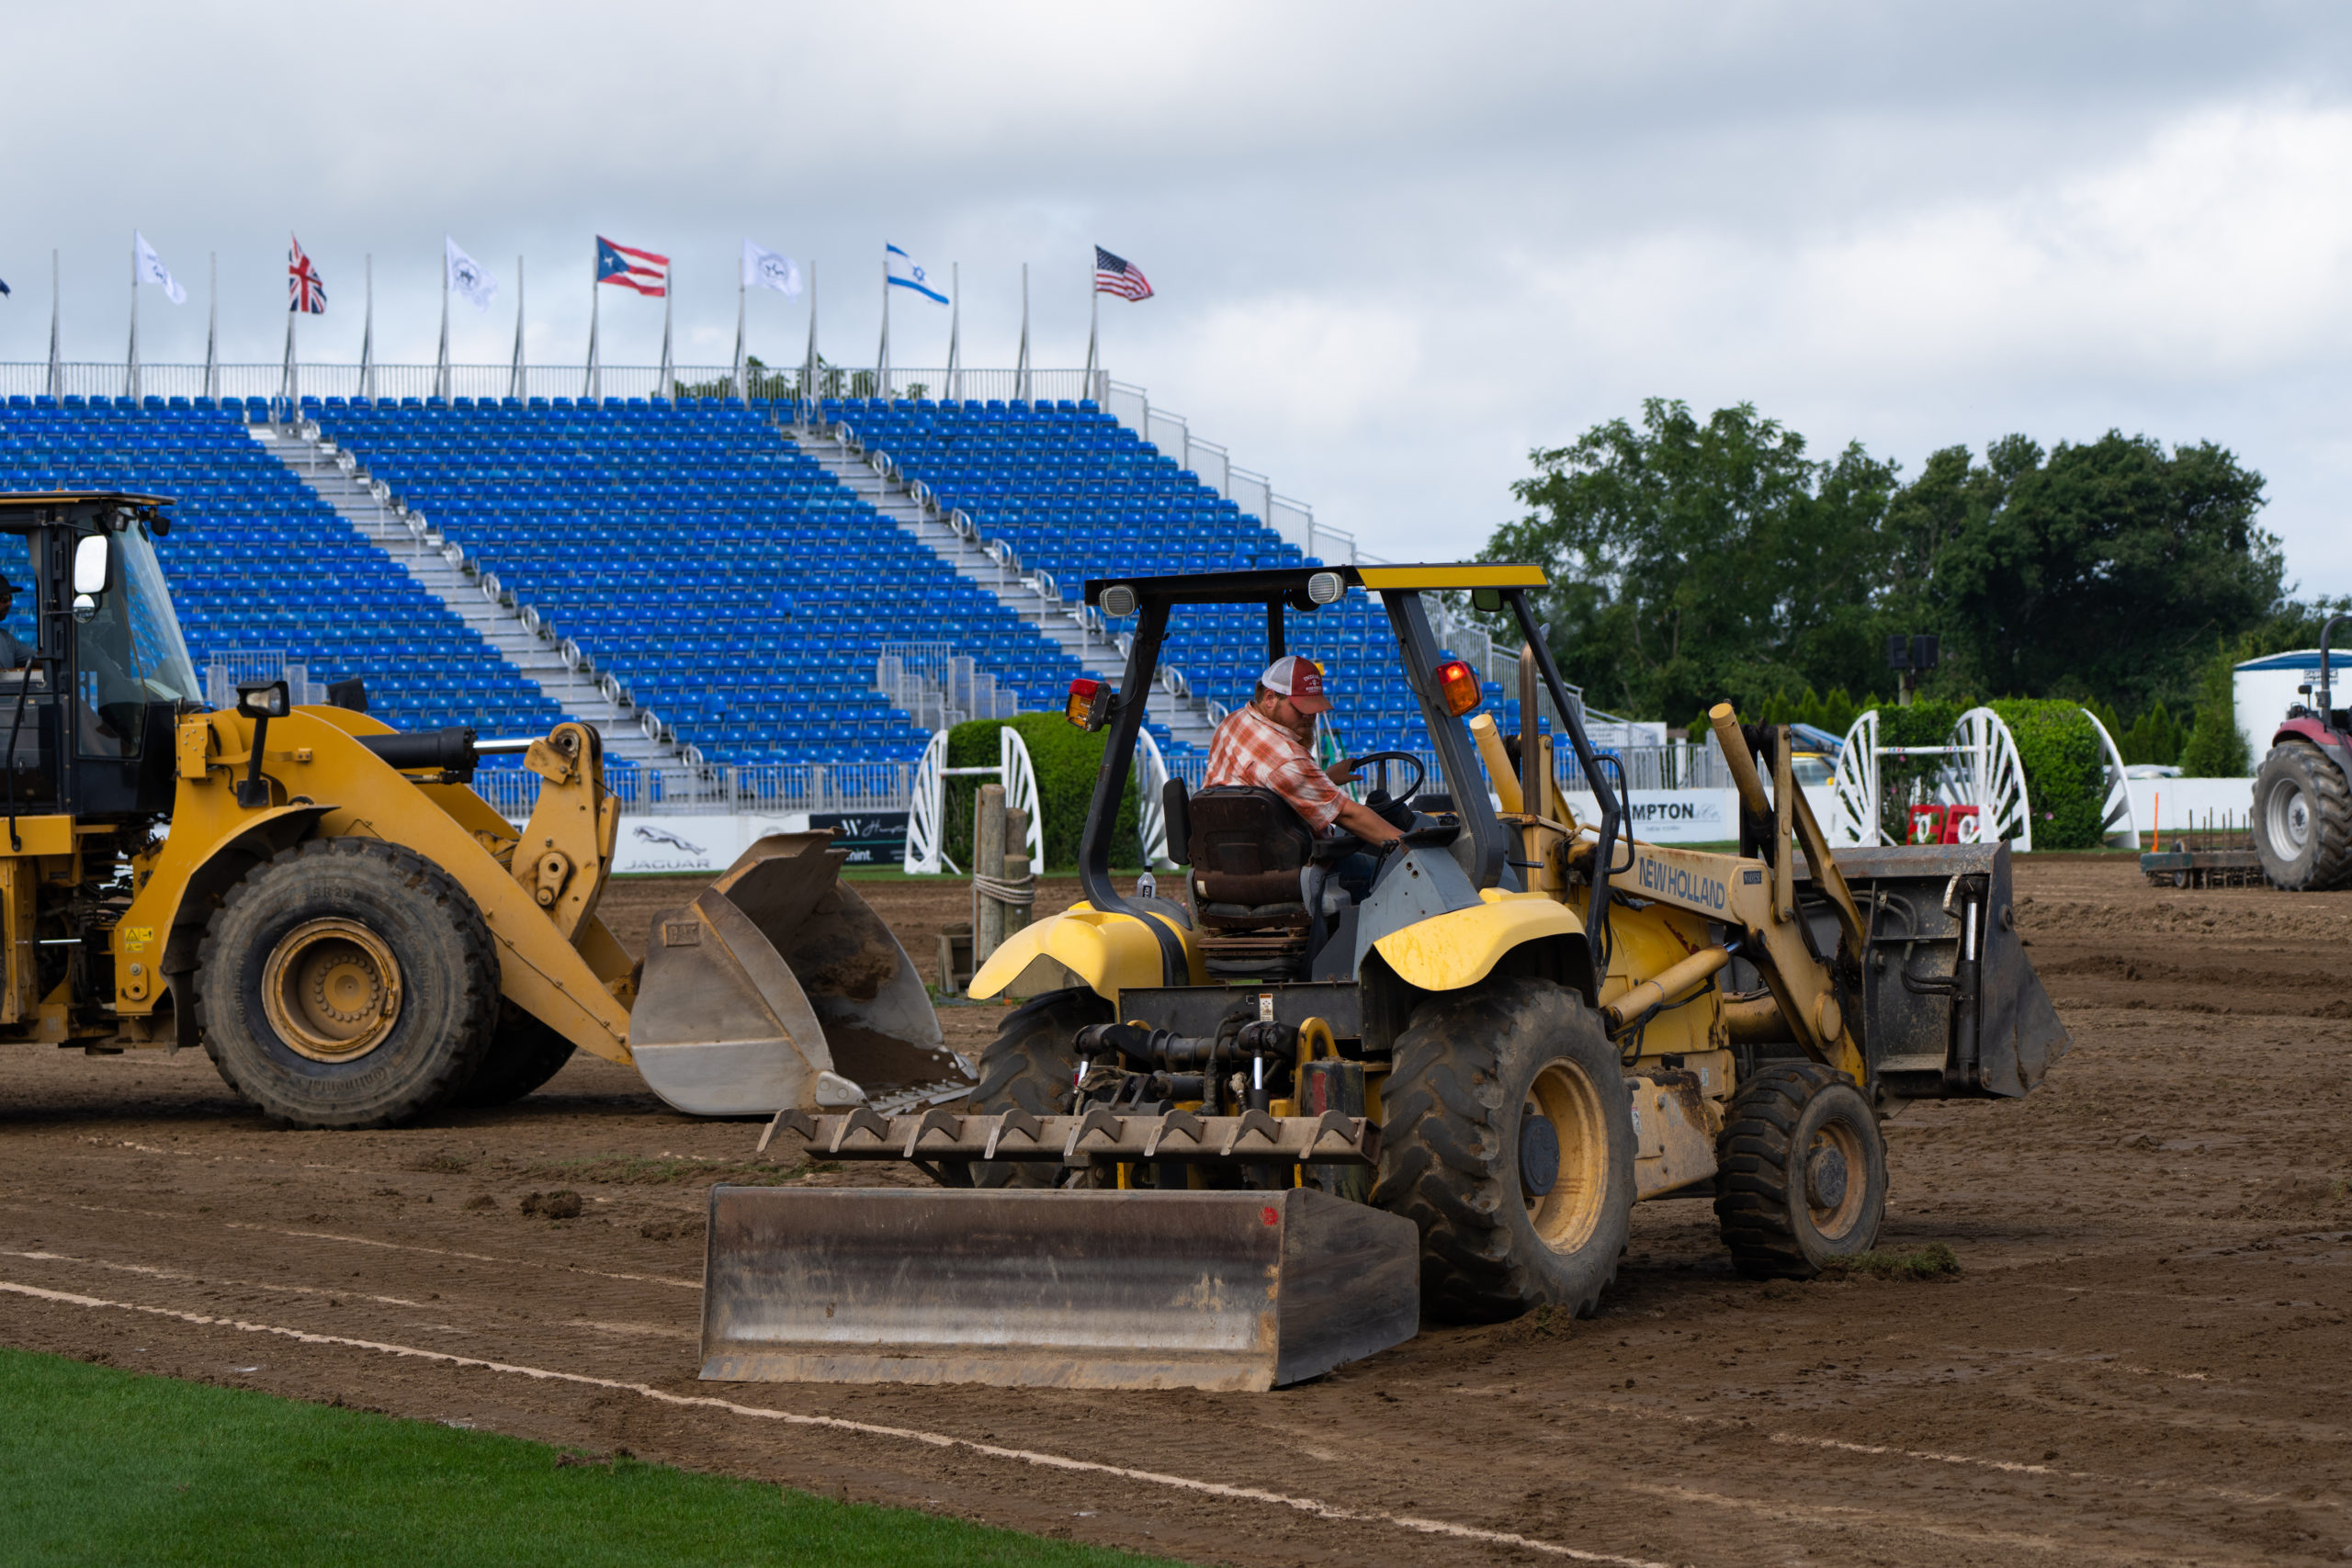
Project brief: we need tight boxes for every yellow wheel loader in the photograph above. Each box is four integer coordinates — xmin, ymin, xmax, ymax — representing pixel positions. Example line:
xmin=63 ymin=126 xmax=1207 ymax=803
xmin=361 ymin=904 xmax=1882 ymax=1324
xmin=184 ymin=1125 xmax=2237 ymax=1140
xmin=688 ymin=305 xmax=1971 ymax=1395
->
xmin=716 ymin=562 xmax=2070 ymax=1393
xmin=0 ymin=493 xmax=954 ymax=1127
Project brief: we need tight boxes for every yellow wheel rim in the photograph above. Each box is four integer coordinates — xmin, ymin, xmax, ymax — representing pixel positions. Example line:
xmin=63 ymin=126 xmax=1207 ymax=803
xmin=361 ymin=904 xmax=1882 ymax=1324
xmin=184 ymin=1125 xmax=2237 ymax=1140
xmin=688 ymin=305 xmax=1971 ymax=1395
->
xmin=261 ymin=918 xmax=402 ymax=1062
xmin=1804 ymin=1114 xmax=1871 ymax=1242
xmin=1521 ymin=1060 xmax=1611 ymax=1255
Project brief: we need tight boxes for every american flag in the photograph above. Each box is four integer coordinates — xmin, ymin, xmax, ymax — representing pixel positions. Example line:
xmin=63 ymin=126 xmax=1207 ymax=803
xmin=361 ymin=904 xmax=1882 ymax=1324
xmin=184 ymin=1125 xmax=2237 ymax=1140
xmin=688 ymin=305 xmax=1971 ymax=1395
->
xmin=596 ymin=235 xmax=669 ymax=297
xmin=1094 ymin=245 xmax=1153 ymax=301
xmin=287 ymin=234 xmax=326 ymax=314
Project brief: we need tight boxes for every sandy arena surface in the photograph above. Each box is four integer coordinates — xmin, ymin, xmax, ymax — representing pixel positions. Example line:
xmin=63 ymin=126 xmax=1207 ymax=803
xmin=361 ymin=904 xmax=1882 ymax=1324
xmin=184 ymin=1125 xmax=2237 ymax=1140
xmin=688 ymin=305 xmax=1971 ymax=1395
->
xmin=6 ymin=860 xmax=2352 ymax=1565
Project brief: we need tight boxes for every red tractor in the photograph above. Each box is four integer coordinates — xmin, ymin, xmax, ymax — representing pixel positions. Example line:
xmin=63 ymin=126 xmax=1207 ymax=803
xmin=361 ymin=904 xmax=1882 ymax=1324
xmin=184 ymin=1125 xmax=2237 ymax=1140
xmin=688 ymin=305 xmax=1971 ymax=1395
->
xmin=2253 ymin=622 xmax=2352 ymax=889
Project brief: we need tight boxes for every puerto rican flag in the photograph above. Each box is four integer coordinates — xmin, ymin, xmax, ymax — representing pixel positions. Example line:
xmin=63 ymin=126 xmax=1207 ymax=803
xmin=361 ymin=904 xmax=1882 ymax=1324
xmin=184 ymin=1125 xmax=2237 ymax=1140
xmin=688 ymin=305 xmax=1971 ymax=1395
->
xmin=596 ymin=235 xmax=669 ymax=297
xmin=288 ymin=233 xmax=326 ymax=314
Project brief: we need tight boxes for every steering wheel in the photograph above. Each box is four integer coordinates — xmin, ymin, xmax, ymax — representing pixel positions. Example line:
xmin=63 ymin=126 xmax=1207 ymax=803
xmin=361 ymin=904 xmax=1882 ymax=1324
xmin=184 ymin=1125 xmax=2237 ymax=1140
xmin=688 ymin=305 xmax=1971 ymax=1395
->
xmin=1348 ymin=750 xmax=1427 ymax=804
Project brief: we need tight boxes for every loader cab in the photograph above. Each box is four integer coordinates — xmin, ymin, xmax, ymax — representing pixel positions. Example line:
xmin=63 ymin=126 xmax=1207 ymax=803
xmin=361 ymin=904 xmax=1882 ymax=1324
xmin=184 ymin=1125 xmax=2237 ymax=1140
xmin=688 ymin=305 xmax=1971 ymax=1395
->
xmin=0 ymin=493 xmax=199 ymax=825
xmin=1070 ymin=564 xmax=1624 ymax=990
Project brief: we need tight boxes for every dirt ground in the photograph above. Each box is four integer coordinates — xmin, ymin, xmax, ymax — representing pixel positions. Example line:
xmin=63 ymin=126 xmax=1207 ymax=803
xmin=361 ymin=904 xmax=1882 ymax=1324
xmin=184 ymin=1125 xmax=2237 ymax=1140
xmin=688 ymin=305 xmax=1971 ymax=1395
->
xmin=6 ymin=860 xmax=2352 ymax=1566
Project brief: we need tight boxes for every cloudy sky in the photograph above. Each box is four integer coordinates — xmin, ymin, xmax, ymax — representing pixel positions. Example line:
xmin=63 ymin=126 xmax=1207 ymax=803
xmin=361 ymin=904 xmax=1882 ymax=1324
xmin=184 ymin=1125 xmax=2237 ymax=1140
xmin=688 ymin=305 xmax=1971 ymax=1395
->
xmin=7 ymin=2 xmax=2350 ymax=591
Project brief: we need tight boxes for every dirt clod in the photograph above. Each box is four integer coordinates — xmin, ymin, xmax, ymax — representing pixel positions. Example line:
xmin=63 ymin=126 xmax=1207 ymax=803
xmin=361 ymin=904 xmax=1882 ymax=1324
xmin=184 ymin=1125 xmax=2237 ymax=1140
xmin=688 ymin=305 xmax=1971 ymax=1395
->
xmin=519 ymin=1190 xmax=582 ymax=1220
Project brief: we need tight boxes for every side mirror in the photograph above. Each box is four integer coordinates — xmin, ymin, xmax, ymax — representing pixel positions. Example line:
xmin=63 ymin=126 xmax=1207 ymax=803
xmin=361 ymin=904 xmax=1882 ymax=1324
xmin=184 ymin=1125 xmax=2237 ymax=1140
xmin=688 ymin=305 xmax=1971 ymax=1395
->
xmin=72 ymin=533 xmax=111 ymax=624
xmin=1471 ymin=587 xmax=1503 ymax=613
xmin=236 ymin=681 xmax=291 ymax=720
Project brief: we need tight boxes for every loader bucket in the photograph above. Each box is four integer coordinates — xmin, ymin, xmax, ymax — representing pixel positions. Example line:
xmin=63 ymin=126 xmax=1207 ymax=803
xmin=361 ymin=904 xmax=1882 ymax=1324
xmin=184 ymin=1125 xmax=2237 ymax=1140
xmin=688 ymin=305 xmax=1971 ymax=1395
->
xmin=699 ymin=1186 xmax=1422 ymax=1393
xmin=630 ymin=833 xmax=960 ymax=1116
xmin=1830 ymin=841 xmax=2069 ymax=1100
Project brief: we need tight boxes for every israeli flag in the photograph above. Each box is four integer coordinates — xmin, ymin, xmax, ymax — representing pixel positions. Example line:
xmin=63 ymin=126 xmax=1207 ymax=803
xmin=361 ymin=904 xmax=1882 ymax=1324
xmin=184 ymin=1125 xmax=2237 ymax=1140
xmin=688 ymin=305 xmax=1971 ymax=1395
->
xmin=886 ymin=244 xmax=948 ymax=305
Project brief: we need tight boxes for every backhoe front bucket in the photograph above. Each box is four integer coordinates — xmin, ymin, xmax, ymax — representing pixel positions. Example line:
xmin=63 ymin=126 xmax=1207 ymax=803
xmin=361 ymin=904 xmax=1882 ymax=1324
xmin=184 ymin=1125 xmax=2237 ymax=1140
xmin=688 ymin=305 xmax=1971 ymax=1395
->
xmin=699 ymin=1186 xmax=1422 ymax=1393
xmin=1831 ymin=841 xmax=2069 ymax=1100
xmin=630 ymin=833 xmax=960 ymax=1116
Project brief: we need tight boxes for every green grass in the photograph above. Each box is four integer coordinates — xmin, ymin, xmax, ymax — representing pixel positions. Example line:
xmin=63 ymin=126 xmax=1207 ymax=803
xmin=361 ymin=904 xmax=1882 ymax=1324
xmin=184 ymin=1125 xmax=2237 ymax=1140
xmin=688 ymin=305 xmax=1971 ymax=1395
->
xmin=1822 ymin=1241 xmax=1963 ymax=1281
xmin=0 ymin=1348 xmax=1181 ymax=1567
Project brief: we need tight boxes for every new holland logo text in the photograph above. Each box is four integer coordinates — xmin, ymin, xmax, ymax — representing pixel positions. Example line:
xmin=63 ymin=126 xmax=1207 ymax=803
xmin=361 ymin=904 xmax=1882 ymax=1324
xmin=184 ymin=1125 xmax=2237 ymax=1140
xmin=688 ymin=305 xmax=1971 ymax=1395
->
xmin=1634 ymin=854 xmax=1727 ymax=911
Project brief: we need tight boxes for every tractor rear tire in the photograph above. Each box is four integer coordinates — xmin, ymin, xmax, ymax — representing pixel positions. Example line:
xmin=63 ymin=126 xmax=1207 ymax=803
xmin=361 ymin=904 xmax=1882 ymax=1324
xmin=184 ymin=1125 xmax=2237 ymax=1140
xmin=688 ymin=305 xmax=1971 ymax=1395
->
xmin=2254 ymin=741 xmax=2352 ymax=890
xmin=1373 ymin=976 xmax=1634 ymax=1324
xmin=1714 ymin=1064 xmax=1887 ymax=1279
xmin=942 ymin=986 xmax=1109 ymax=1190
xmin=198 ymin=839 xmax=500 ymax=1130
xmin=449 ymin=1002 xmax=576 ymax=1108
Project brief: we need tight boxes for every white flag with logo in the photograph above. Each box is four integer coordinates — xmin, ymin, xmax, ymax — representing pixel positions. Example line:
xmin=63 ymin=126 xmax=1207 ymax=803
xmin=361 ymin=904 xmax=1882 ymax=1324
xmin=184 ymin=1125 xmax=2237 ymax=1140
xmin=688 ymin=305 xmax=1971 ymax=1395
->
xmin=445 ymin=236 xmax=497 ymax=314
xmin=742 ymin=239 xmax=803 ymax=297
xmin=134 ymin=231 xmax=186 ymax=304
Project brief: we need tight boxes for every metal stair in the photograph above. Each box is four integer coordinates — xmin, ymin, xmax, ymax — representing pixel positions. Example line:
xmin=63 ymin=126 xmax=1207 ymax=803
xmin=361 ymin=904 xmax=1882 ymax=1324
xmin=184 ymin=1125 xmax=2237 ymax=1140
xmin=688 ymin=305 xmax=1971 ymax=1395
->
xmin=251 ymin=423 xmax=687 ymax=770
xmin=784 ymin=419 xmax=1217 ymax=751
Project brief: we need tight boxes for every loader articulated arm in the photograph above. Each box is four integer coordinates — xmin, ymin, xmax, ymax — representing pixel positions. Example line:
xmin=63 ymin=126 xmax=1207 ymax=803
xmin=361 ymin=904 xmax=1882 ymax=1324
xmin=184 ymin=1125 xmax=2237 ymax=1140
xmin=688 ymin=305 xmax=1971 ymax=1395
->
xmin=1598 ymin=705 xmax=1870 ymax=1085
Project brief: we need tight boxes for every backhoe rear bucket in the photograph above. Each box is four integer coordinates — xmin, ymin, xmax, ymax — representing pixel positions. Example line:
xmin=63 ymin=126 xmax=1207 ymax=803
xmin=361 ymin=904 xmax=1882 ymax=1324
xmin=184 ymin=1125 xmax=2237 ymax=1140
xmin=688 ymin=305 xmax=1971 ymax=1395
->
xmin=699 ymin=1186 xmax=1422 ymax=1393
xmin=630 ymin=833 xmax=961 ymax=1116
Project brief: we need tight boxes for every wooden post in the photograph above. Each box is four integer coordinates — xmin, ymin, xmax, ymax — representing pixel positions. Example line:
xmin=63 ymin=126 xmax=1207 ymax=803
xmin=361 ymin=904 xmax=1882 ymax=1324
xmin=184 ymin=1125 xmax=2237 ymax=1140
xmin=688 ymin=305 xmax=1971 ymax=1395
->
xmin=1002 ymin=807 xmax=1032 ymax=937
xmin=974 ymin=782 xmax=1007 ymax=964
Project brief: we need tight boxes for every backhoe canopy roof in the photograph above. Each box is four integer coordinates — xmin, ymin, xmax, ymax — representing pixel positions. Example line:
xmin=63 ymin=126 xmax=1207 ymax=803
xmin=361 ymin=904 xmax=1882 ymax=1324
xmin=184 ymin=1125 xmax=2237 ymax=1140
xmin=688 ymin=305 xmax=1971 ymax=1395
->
xmin=1081 ymin=562 xmax=1546 ymax=609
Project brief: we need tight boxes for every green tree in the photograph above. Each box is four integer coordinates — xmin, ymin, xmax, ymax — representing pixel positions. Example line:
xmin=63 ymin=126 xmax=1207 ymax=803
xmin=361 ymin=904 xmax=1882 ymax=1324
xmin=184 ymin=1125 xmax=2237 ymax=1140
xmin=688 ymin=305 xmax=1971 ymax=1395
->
xmin=1487 ymin=399 xmax=1900 ymax=721
xmin=1919 ymin=433 xmax=2279 ymax=716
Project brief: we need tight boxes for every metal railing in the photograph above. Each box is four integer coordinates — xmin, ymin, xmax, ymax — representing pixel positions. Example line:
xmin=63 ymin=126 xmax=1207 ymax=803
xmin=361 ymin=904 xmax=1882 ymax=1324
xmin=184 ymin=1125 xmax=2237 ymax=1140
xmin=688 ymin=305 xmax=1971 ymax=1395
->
xmin=472 ymin=761 xmax=918 ymax=820
xmin=876 ymin=643 xmax=1021 ymax=733
xmin=203 ymin=651 xmax=325 ymax=709
xmin=0 ymin=362 xmax=1107 ymax=408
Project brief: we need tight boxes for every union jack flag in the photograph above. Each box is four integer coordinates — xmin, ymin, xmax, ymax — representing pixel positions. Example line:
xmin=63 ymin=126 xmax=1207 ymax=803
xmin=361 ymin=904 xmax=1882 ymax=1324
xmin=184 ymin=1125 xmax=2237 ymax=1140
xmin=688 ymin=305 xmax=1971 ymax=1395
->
xmin=288 ymin=234 xmax=326 ymax=314
xmin=596 ymin=235 xmax=669 ymax=297
xmin=1093 ymin=245 xmax=1153 ymax=302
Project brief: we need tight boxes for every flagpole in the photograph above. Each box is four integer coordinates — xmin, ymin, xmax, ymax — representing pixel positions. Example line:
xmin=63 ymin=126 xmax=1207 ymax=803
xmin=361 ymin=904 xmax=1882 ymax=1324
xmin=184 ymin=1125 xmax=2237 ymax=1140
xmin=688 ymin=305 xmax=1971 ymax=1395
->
xmin=1014 ymin=263 xmax=1031 ymax=405
xmin=800 ymin=260 xmax=819 ymax=424
xmin=945 ymin=262 xmax=961 ymax=403
xmin=47 ymin=251 xmax=62 ymax=403
xmin=876 ymin=249 xmax=890 ymax=402
xmin=503 ymin=255 xmax=523 ymax=402
xmin=658 ymin=261 xmax=674 ymax=402
xmin=731 ymin=256 xmax=747 ymax=403
xmin=359 ymin=255 xmax=375 ymax=403
xmin=126 ymin=233 xmax=140 ymax=403
xmin=435 ymin=244 xmax=451 ymax=403
xmin=282 ymin=237 xmax=300 ymax=411
xmin=204 ymin=253 xmax=219 ymax=405
xmin=584 ymin=255 xmax=601 ymax=403
xmin=1084 ymin=253 xmax=1099 ymax=391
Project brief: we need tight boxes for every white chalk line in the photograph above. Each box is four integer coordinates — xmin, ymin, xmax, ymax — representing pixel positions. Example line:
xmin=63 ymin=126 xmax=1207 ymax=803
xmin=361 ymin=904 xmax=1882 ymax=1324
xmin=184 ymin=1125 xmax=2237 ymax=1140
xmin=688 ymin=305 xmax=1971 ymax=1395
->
xmin=0 ymin=1199 xmax=699 ymax=1291
xmin=0 ymin=1276 xmax=1667 ymax=1568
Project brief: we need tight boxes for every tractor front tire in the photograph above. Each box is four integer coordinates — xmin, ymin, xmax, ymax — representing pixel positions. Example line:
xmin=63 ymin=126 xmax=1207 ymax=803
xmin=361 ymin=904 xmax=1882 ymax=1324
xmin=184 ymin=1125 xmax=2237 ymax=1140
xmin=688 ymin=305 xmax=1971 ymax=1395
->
xmin=2254 ymin=741 xmax=2352 ymax=890
xmin=943 ymin=986 xmax=1109 ymax=1189
xmin=1714 ymin=1064 xmax=1887 ymax=1278
xmin=449 ymin=1002 xmax=576 ymax=1109
xmin=1373 ymin=976 xmax=1634 ymax=1324
xmin=198 ymin=839 xmax=500 ymax=1130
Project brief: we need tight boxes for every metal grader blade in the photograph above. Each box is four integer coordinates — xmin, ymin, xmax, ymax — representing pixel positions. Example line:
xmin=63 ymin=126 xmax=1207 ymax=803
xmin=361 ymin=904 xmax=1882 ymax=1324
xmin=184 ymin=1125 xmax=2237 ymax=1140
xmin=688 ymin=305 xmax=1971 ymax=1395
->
xmin=699 ymin=1186 xmax=1421 ymax=1393
xmin=630 ymin=832 xmax=961 ymax=1116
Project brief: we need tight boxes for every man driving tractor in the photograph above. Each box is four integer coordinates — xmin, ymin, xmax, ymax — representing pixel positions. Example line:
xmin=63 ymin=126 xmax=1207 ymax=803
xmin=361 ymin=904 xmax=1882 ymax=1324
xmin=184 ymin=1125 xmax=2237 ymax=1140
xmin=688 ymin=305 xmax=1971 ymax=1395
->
xmin=1204 ymin=655 xmax=1404 ymax=849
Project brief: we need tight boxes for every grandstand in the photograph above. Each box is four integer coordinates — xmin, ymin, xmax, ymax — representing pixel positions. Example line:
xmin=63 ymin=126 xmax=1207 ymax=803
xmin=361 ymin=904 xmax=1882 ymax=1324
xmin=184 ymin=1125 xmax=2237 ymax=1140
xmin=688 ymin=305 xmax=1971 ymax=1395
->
xmin=0 ymin=375 xmax=1548 ymax=791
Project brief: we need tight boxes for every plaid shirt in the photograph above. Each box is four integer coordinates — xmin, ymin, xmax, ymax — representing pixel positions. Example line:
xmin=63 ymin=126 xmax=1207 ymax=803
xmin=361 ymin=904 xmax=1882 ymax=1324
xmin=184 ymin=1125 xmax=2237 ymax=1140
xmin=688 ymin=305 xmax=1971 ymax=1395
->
xmin=1204 ymin=703 xmax=1343 ymax=831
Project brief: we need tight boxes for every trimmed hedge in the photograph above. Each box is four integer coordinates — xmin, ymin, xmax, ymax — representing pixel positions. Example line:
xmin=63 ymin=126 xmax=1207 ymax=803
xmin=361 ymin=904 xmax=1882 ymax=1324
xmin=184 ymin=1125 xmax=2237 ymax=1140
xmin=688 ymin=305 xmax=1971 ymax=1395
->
xmin=1989 ymin=698 xmax=2107 ymax=850
xmin=944 ymin=714 xmax=1141 ymax=873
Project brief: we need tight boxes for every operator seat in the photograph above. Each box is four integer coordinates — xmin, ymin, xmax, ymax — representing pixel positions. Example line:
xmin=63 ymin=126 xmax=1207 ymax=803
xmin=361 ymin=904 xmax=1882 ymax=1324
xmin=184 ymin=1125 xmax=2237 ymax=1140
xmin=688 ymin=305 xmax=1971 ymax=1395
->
xmin=1172 ymin=781 xmax=1358 ymax=979
xmin=1184 ymin=784 xmax=1317 ymax=932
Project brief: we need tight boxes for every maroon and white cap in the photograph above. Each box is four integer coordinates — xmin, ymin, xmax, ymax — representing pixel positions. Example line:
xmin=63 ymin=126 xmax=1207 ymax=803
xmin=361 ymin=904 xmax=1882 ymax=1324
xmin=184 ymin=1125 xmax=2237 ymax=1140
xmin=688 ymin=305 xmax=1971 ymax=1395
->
xmin=1260 ymin=655 xmax=1330 ymax=714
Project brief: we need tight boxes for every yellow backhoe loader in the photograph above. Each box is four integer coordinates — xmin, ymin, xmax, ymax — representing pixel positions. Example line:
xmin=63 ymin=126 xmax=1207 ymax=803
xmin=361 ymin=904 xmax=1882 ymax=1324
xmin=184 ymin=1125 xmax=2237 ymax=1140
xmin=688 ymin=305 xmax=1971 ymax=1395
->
xmin=0 ymin=492 xmax=955 ymax=1127
xmin=718 ymin=562 xmax=2068 ymax=1393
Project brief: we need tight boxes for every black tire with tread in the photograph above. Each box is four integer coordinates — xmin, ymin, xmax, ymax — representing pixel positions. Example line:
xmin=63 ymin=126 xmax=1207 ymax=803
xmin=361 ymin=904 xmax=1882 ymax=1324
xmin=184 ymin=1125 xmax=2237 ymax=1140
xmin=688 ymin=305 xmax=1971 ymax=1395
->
xmin=198 ymin=838 xmax=500 ymax=1130
xmin=2253 ymin=741 xmax=2352 ymax=890
xmin=942 ymin=987 xmax=1110 ymax=1189
xmin=1372 ymin=976 xmax=1635 ymax=1324
xmin=1714 ymin=1063 xmax=1888 ymax=1279
xmin=450 ymin=1002 xmax=577 ymax=1108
